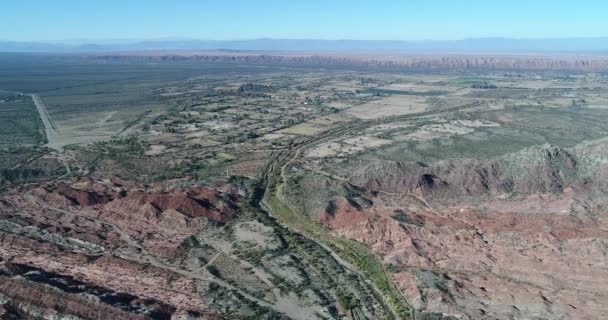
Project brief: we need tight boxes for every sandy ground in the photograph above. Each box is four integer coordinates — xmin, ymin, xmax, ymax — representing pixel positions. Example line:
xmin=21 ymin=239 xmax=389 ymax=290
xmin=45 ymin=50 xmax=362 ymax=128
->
xmin=262 ymin=133 xmax=288 ymax=140
xmin=306 ymin=118 xmax=501 ymax=158
xmin=306 ymin=135 xmax=392 ymax=158
xmin=346 ymin=96 xmax=427 ymax=119
xmin=234 ymin=221 xmax=280 ymax=250
xmin=202 ymin=120 xmax=236 ymax=131
xmin=405 ymin=123 xmax=474 ymax=141
xmin=278 ymin=114 xmax=347 ymax=136
xmin=378 ymin=83 xmax=454 ymax=93
xmin=29 ymin=94 xmax=162 ymax=150
xmin=145 ymin=145 xmax=167 ymax=156
xmin=96 ymin=111 xmax=118 ymax=127
xmin=454 ymin=119 xmax=500 ymax=128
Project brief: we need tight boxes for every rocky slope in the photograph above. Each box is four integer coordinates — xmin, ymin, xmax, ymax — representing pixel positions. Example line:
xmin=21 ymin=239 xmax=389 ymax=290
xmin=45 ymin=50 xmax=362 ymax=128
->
xmin=0 ymin=177 xmax=239 ymax=319
xmin=350 ymin=142 xmax=605 ymax=197
xmin=317 ymin=139 xmax=608 ymax=319
xmin=1 ymin=171 xmax=385 ymax=319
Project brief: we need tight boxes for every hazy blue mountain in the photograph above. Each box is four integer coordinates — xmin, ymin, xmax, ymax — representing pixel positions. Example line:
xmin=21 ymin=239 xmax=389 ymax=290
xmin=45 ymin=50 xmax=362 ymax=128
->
xmin=1 ymin=38 xmax=608 ymax=53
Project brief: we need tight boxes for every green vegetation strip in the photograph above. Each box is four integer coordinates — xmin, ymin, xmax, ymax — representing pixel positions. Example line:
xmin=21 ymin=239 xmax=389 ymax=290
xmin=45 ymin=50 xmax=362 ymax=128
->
xmin=264 ymin=185 xmax=412 ymax=319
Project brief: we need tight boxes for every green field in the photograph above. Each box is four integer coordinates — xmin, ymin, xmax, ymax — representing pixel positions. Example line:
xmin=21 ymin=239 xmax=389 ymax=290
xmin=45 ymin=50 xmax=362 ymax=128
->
xmin=0 ymin=92 xmax=43 ymax=149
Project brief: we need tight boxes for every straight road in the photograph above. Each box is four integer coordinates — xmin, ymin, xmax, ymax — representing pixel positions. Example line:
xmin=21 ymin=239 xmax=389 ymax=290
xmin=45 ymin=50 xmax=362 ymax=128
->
xmin=29 ymin=93 xmax=60 ymax=150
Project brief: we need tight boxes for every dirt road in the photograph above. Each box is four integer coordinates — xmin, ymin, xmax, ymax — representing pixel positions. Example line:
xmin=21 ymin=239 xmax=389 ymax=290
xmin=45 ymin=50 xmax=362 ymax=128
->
xmin=29 ymin=94 xmax=60 ymax=150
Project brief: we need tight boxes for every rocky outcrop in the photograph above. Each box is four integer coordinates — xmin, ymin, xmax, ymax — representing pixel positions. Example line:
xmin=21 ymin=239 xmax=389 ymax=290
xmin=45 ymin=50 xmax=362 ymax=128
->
xmin=351 ymin=144 xmax=584 ymax=196
xmin=323 ymin=190 xmax=608 ymax=319
xmin=106 ymin=186 xmax=236 ymax=222
xmin=322 ymin=140 xmax=608 ymax=319
xmin=351 ymin=162 xmax=445 ymax=194
xmin=0 ymin=177 xmax=239 ymax=319
xmin=0 ymin=261 xmax=176 ymax=320
xmin=32 ymin=182 xmax=117 ymax=207
xmin=31 ymin=178 xmax=238 ymax=224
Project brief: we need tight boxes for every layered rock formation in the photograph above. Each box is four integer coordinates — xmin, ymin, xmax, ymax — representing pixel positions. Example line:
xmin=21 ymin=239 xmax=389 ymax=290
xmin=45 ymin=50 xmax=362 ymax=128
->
xmin=350 ymin=143 xmax=601 ymax=196
xmin=320 ymin=140 xmax=608 ymax=319
xmin=0 ymin=178 xmax=239 ymax=319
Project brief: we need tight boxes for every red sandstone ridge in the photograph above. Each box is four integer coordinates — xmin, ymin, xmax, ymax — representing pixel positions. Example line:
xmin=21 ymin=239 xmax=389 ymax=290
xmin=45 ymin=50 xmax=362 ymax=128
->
xmin=350 ymin=144 xmax=589 ymax=196
xmin=316 ymin=141 xmax=608 ymax=319
xmin=0 ymin=177 xmax=239 ymax=319
xmin=108 ymin=186 xmax=237 ymax=222
xmin=319 ymin=185 xmax=608 ymax=319
xmin=31 ymin=183 xmax=117 ymax=207
xmin=31 ymin=178 xmax=237 ymax=223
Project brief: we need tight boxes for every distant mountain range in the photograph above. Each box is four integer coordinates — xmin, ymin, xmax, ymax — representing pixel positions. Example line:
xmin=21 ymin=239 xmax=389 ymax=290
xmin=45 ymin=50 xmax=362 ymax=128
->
xmin=2 ymin=38 xmax=608 ymax=53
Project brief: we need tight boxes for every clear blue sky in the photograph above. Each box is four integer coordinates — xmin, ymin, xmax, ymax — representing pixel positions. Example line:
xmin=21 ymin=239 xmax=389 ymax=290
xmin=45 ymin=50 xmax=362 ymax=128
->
xmin=2 ymin=0 xmax=607 ymax=41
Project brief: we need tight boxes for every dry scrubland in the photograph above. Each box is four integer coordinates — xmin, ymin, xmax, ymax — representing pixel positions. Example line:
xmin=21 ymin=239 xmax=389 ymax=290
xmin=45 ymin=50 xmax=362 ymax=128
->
xmin=1 ymin=53 xmax=608 ymax=319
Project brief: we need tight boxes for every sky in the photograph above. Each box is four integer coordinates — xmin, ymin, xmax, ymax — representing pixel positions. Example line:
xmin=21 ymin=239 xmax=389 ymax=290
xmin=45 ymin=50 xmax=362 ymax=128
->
xmin=2 ymin=0 xmax=607 ymax=42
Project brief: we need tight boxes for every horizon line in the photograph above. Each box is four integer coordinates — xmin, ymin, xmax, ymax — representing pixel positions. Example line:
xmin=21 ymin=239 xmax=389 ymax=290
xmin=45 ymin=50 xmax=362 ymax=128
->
xmin=4 ymin=36 xmax=608 ymax=43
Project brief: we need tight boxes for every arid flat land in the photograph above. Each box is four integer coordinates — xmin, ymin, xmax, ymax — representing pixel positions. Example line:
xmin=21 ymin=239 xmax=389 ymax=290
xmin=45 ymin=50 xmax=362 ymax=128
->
xmin=1 ymin=52 xmax=608 ymax=319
